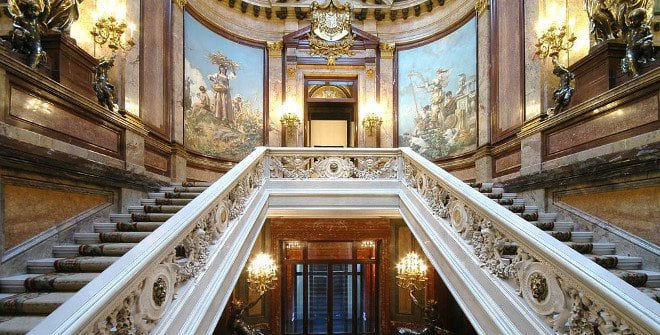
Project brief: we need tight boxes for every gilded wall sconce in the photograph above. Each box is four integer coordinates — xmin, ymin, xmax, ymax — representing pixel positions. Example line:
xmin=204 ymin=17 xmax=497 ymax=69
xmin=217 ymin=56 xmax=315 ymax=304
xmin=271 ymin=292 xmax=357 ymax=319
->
xmin=362 ymin=113 xmax=383 ymax=137
xmin=280 ymin=112 xmax=301 ymax=147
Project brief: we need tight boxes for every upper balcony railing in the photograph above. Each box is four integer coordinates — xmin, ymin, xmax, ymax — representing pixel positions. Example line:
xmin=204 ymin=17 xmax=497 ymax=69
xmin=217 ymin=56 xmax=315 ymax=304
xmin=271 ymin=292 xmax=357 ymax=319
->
xmin=31 ymin=147 xmax=660 ymax=335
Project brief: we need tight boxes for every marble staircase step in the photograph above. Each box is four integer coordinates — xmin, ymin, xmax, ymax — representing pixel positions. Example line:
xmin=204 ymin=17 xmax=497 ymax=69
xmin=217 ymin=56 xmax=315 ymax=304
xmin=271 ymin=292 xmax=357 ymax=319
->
xmin=0 ymin=273 xmax=99 ymax=293
xmin=110 ymin=213 xmax=174 ymax=223
xmin=0 ymin=316 xmax=46 ymax=334
xmin=94 ymin=222 xmax=164 ymax=233
xmin=639 ymin=287 xmax=660 ymax=302
xmin=161 ymin=186 xmax=208 ymax=193
xmin=171 ymin=181 xmax=213 ymax=187
xmin=565 ymin=242 xmax=615 ymax=255
xmin=587 ymin=255 xmax=642 ymax=270
xmin=609 ymin=270 xmax=660 ymax=288
xmin=27 ymin=257 xmax=119 ymax=274
xmin=52 ymin=243 xmax=137 ymax=258
xmin=148 ymin=192 xmax=202 ymax=199
xmin=141 ymin=198 xmax=192 ymax=206
xmin=0 ymin=292 xmax=75 ymax=315
xmin=74 ymin=232 xmax=150 ymax=244
xmin=128 ymin=205 xmax=185 ymax=214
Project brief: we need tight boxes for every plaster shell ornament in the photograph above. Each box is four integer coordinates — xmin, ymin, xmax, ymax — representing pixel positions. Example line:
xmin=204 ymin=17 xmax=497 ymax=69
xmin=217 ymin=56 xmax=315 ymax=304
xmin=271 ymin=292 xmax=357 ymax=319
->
xmin=307 ymin=0 xmax=355 ymax=65
xmin=519 ymin=262 xmax=565 ymax=317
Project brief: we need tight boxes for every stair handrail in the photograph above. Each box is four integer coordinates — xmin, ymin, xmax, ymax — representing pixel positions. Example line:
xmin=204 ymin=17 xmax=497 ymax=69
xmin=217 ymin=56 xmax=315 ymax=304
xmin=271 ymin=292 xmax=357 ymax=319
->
xmin=399 ymin=147 xmax=660 ymax=334
xmin=30 ymin=147 xmax=269 ymax=334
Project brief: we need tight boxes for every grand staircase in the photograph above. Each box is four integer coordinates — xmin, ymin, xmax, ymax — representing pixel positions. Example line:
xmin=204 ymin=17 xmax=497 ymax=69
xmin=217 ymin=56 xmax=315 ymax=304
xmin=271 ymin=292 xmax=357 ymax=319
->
xmin=470 ymin=182 xmax=660 ymax=303
xmin=0 ymin=175 xmax=656 ymax=334
xmin=0 ymin=182 xmax=211 ymax=335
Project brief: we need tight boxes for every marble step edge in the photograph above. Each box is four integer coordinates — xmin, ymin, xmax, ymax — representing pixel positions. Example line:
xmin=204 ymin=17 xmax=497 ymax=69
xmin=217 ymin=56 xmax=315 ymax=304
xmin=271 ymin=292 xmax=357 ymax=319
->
xmin=27 ymin=257 xmax=120 ymax=274
xmin=0 ymin=273 xmax=99 ymax=294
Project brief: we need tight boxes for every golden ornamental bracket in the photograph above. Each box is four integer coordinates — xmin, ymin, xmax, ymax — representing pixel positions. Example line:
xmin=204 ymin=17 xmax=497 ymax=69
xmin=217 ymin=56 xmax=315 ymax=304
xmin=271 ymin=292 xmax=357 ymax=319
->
xmin=307 ymin=0 xmax=355 ymax=65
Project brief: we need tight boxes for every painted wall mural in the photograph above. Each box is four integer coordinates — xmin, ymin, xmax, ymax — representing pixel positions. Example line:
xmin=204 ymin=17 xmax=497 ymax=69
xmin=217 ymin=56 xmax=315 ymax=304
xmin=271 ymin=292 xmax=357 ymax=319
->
xmin=184 ymin=11 xmax=264 ymax=161
xmin=397 ymin=18 xmax=477 ymax=161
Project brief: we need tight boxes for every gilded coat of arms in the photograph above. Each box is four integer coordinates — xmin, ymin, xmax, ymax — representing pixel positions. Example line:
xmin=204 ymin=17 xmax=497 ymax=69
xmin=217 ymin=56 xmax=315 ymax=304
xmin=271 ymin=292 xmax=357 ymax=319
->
xmin=308 ymin=0 xmax=355 ymax=65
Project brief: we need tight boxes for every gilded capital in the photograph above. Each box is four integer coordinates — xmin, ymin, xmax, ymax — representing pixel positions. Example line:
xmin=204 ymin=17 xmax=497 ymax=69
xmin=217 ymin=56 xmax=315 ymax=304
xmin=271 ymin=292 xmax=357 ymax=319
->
xmin=267 ymin=41 xmax=284 ymax=57
xmin=173 ymin=0 xmax=187 ymax=10
xmin=379 ymin=42 xmax=395 ymax=59
xmin=474 ymin=0 xmax=489 ymax=17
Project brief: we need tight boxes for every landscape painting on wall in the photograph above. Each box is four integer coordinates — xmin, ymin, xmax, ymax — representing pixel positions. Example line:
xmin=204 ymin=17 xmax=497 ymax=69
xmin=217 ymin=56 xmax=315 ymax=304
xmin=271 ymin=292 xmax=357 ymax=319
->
xmin=184 ymin=11 xmax=264 ymax=161
xmin=397 ymin=18 xmax=477 ymax=161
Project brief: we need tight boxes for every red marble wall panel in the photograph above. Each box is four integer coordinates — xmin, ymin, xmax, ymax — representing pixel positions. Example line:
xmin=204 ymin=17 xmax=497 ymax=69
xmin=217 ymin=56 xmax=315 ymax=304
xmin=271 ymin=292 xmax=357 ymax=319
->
xmin=493 ymin=1 xmax=523 ymax=142
xmin=545 ymin=94 xmax=658 ymax=159
xmin=140 ymin=0 xmax=168 ymax=137
xmin=144 ymin=146 xmax=169 ymax=175
xmin=9 ymin=87 xmax=121 ymax=156
xmin=494 ymin=149 xmax=521 ymax=177
xmin=448 ymin=166 xmax=476 ymax=181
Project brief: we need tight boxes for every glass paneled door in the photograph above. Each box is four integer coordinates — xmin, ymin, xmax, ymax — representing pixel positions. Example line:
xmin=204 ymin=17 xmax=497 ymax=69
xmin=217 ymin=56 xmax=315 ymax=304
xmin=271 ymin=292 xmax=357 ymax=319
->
xmin=283 ymin=241 xmax=378 ymax=334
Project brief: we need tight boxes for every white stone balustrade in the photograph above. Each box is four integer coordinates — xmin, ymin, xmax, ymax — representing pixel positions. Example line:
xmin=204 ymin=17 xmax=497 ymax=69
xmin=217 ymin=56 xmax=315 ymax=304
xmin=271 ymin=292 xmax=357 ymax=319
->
xmin=31 ymin=147 xmax=660 ymax=335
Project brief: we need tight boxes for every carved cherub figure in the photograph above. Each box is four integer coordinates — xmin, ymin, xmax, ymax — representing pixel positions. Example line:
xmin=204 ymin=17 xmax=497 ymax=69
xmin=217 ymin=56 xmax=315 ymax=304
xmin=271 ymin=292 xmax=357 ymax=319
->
xmin=7 ymin=0 xmax=49 ymax=68
xmin=621 ymin=7 xmax=655 ymax=77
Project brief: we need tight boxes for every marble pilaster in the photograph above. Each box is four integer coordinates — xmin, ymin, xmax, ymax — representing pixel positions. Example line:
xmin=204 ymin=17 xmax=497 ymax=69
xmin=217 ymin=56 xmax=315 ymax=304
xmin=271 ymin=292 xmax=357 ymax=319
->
xmin=171 ymin=3 xmax=185 ymax=144
xmin=378 ymin=42 xmax=395 ymax=148
xmin=267 ymin=41 xmax=284 ymax=147
xmin=519 ymin=132 xmax=543 ymax=176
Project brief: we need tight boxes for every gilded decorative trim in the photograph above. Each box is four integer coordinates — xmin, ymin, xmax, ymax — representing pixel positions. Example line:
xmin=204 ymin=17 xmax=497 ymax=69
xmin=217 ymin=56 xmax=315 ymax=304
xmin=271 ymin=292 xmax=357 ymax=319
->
xmin=267 ymin=41 xmax=283 ymax=58
xmin=474 ymin=0 xmax=489 ymax=17
xmin=173 ymin=0 xmax=187 ymax=10
xmin=379 ymin=42 xmax=395 ymax=59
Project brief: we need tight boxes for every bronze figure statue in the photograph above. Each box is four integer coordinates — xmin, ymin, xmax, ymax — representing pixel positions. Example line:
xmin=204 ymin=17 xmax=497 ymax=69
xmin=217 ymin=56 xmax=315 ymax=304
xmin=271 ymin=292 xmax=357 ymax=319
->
xmin=397 ymin=300 xmax=454 ymax=335
xmin=46 ymin=0 xmax=84 ymax=35
xmin=550 ymin=57 xmax=574 ymax=115
xmin=228 ymin=299 xmax=265 ymax=335
xmin=93 ymin=56 xmax=116 ymax=112
xmin=620 ymin=7 xmax=655 ymax=77
xmin=585 ymin=0 xmax=619 ymax=44
xmin=7 ymin=0 xmax=48 ymax=68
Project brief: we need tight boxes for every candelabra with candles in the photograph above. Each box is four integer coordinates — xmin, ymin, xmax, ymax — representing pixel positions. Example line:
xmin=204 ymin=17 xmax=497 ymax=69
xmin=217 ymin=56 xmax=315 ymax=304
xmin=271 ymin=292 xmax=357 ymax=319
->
xmin=395 ymin=251 xmax=428 ymax=307
xmin=535 ymin=22 xmax=576 ymax=118
xmin=90 ymin=16 xmax=135 ymax=52
xmin=247 ymin=253 xmax=278 ymax=297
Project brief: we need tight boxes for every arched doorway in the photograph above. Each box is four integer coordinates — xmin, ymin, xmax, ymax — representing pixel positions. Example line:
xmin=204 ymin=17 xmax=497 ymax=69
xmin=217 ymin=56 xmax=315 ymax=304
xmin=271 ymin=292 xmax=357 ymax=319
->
xmin=304 ymin=78 xmax=358 ymax=148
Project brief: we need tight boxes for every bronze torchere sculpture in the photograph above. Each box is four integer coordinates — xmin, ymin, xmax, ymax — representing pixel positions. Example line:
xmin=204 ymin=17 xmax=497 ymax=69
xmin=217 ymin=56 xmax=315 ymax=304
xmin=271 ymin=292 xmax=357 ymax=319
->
xmin=585 ymin=0 xmax=620 ymax=45
xmin=93 ymin=56 xmax=116 ymax=112
xmin=550 ymin=57 xmax=574 ymax=115
xmin=7 ymin=0 xmax=48 ymax=68
xmin=621 ymin=7 xmax=655 ymax=77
